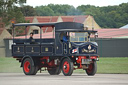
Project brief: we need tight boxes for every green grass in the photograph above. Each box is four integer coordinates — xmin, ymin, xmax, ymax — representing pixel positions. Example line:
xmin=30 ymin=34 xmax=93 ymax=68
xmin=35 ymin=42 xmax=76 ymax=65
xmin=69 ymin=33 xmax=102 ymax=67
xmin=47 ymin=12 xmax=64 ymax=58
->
xmin=97 ymin=57 xmax=128 ymax=74
xmin=0 ymin=57 xmax=128 ymax=73
xmin=74 ymin=57 xmax=128 ymax=74
xmin=0 ymin=57 xmax=22 ymax=73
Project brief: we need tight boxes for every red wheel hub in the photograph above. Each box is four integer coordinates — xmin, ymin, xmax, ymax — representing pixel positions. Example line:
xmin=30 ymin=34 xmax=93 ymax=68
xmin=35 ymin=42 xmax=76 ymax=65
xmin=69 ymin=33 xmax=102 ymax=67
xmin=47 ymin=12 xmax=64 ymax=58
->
xmin=63 ymin=61 xmax=70 ymax=74
xmin=24 ymin=61 xmax=30 ymax=73
xmin=87 ymin=63 xmax=93 ymax=73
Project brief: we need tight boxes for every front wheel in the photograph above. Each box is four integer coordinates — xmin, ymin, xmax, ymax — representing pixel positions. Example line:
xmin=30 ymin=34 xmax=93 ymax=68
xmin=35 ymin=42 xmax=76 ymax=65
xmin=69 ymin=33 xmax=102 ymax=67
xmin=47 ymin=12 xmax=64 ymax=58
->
xmin=62 ymin=58 xmax=73 ymax=76
xmin=23 ymin=58 xmax=38 ymax=75
xmin=86 ymin=61 xmax=97 ymax=76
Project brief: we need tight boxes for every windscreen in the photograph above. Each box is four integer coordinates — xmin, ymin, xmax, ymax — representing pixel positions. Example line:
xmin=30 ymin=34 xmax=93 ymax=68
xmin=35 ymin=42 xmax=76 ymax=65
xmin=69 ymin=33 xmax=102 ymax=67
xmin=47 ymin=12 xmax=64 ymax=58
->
xmin=70 ymin=32 xmax=88 ymax=42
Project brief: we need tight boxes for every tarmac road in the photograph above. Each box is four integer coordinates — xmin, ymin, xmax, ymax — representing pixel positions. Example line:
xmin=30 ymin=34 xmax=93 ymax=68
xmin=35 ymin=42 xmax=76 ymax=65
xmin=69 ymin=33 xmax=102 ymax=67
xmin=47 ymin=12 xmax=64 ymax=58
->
xmin=0 ymin=73 xmax=128 ymax=85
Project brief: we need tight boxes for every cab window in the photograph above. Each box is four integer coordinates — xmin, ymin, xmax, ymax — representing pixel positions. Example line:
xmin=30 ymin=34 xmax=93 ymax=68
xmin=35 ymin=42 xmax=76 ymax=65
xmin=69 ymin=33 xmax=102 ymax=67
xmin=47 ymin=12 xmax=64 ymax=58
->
xmin=70 ymin=32 xmax=88 ymax=42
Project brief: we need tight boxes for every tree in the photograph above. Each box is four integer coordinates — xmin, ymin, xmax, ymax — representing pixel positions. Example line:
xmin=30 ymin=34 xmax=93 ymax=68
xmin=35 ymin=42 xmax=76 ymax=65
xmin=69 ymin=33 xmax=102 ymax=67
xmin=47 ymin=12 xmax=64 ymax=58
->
xmin=35 ymin=6 xmax=54 ymax=16
xmin=77 ymin=3 xmax=128 ymax=28
xmin=0 ymin=0 xmax=26 ymax=25
xmin=20 ymin=5 xmax=37 ymax=16
xmin=35 ymin=4 xmax=81 ymax=16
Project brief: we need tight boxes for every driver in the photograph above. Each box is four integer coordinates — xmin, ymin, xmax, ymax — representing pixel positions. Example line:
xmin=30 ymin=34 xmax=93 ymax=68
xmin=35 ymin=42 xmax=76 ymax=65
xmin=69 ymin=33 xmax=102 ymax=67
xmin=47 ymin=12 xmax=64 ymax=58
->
xmin=63 ymin=33 xmax=68 ymax=42
xmin=63 ymin=36 xmax=68 ymax=42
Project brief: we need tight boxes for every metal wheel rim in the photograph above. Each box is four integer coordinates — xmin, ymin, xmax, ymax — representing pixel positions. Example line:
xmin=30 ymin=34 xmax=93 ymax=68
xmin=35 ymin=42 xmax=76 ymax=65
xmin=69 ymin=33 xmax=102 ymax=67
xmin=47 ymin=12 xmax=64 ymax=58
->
xmin=87 ymin=63 xmax=93 ymax=73
xmin=24 ymin=61 xmax=30 ymax=73
xmin=63 ymin=61 xmax=70 ymax=74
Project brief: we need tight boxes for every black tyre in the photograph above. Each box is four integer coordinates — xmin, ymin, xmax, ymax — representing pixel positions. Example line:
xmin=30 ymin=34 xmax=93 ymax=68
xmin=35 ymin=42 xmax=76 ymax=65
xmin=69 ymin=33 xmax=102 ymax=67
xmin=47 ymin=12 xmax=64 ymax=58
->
xmin=23 ymin=58 xmax=38 ymax=75
xmin=86 ymin=61 xmax=97 ymax=76
xmin=62 ymin=58 xmax=73 ymax=76
xmin=48 ymin=66 xmax=61 ymax=75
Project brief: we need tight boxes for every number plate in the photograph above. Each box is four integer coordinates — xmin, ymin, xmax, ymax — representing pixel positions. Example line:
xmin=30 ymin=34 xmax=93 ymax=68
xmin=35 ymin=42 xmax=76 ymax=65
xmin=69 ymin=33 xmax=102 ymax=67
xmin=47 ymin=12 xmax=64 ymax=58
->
xmin=82 ymin=59 xmax=92 ymax=64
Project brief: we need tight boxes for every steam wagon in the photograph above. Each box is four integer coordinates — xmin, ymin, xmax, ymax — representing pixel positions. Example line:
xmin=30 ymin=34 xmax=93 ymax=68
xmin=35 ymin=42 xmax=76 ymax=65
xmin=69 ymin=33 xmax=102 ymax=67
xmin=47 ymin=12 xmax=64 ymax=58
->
xmin=12 ymin=22 xmax=99 ymax=76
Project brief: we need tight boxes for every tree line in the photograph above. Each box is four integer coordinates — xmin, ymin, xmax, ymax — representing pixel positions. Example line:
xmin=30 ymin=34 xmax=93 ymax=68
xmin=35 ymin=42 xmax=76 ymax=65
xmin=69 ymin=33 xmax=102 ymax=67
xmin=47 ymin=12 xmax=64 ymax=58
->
xmin=0 ymin=0 xmax=128 ymax=28
xmin=34 ymin=3 xmax=128 ymax=28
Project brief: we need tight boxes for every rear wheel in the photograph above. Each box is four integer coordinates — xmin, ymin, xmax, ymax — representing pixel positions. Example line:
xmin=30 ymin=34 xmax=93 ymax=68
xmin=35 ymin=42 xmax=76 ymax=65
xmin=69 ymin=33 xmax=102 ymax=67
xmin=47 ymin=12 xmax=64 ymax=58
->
xmin=62 ymin=58 xmax=73 ymax=76
xmin=23 ymin=58 xmax=38 ymax=75
xmin=48 ymin=66 xmax=61 ymax=75
xmin=86 ymin=61 xmax=97 ymax=76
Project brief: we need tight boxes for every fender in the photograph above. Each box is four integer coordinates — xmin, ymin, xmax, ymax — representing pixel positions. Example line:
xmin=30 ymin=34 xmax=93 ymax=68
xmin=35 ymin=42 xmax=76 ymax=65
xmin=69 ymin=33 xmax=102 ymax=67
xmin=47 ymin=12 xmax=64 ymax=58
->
xmin=20 ymin=55 xmax=35 ymax=67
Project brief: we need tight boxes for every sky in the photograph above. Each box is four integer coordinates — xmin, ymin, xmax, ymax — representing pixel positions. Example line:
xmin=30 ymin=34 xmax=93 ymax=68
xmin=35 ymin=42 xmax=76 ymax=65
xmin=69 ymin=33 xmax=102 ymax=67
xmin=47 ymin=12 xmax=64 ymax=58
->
xmin=25 ymin=0 xmax=128 ymax=8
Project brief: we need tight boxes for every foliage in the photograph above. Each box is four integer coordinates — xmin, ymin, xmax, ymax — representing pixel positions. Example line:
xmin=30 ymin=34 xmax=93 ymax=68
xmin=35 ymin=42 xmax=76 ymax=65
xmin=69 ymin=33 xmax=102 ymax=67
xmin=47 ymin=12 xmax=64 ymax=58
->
xmin=0 ymin=0 xmax=26 ymax=25
xmin=35 ymin=4 xmax=81 ymax=16
xmin=20 ymin=5 xmax=37 ymax=16
xmin=35 ymin=6 xmax=55 ymax=16
xmin=0 ymin=1 xmax=128 ymax=28
xmin=77 ymin=3 xmax=128 ymax=28
xmin=34 ymin=3 xmax=128 ymax=28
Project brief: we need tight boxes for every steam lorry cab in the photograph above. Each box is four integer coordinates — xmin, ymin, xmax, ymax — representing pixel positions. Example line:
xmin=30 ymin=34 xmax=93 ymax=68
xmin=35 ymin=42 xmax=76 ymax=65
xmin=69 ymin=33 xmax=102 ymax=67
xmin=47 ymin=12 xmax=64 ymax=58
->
xmin=12 ymin=22 xmax=99 ymax=76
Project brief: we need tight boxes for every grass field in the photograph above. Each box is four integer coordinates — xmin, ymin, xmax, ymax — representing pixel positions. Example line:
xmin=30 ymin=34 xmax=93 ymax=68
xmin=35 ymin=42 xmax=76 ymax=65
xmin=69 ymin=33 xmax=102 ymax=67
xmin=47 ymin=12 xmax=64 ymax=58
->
xmin=74 ymin=57 xmax=128 ymax=74
xmin=0 ymin=57 xmax=128 ymax=74
xmin=0 ymin=57 xmax=22 ymax=73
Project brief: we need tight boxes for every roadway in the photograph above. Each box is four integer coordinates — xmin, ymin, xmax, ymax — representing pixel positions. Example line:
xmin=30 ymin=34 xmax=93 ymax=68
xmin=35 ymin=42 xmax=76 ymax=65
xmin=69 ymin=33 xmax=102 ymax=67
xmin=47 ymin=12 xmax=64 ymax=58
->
xmin=0 ymin=73 xmax=128 ymax=85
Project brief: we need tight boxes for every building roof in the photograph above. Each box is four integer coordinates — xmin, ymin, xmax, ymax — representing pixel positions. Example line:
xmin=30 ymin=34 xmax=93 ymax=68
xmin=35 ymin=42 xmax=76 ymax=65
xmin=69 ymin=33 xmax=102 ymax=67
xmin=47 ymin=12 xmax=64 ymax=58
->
xmin=61 ymin=15 xmax=88 ymax=23
xmin=17 ymin=17 xmax=35 ymax=35
xmin=61 ymin=16 xmax=74 ymax=22
xmin=120 ymin=24 xmax=128 ymax=29
xmin=0 ymin=22 xmax=4 ymax=35
xmin=25 ymin=17 xmax=34 ymax=23
xmin=40 ymin=15 xmax=88 ymax=32
xmin=96 ymin=29 xmax=128 ymax=38
xmin=37 ymin=16 xmax=58 ymax=23
xmin=0 ymin=28 xmax=4 ymax=35
xmin=36 ymin=16 xmax=58 ymax=32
